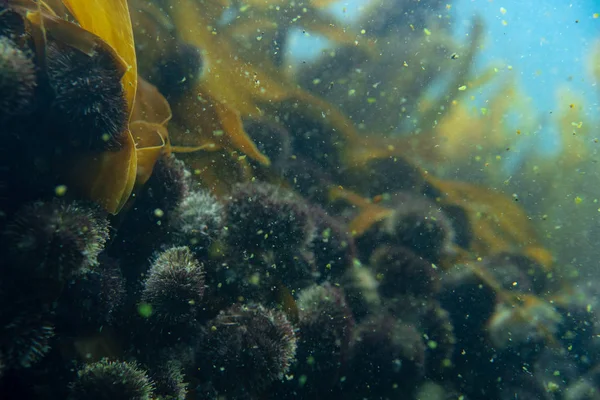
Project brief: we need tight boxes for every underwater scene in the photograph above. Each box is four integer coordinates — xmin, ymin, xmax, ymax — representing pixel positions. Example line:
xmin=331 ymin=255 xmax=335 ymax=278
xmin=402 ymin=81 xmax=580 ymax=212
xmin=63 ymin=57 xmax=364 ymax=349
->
xmin=0 ymin=0 xmax=599 ymax=398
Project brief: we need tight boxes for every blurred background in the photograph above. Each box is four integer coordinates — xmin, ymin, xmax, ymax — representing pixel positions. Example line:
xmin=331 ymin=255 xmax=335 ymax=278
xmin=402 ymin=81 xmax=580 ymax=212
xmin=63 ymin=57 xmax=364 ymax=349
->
xmin=287 ymin=0 xmax=600 ymax=286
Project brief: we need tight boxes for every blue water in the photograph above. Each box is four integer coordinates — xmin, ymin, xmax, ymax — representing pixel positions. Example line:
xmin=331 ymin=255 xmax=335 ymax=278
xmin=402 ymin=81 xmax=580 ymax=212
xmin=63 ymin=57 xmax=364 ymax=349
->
xmin=287 ymin=0 xmax=599 ymax=156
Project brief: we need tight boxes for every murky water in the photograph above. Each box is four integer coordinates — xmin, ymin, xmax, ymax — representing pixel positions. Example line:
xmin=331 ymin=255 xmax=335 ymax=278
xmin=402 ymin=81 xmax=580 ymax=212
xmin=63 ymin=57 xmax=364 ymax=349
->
xmin=0 ymin=0 xmax=598 ymax=399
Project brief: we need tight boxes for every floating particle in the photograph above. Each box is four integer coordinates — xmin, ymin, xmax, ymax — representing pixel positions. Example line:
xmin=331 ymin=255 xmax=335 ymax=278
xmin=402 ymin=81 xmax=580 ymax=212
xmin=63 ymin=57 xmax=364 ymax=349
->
xmin=312 ymin=78 xmax=321 ymax=85
xmin=138 ymin=303 xmax=153 ymax=318
xmin=500 ymin=7 xmax=507 ymax=14
xmin=55 ymin=185 xmax=68 ymax=196
xmin=507 ymin=65 xmax=513 ymax=70
xmin=594 ymin=13 xmax=599 ymax=18
xmin=348 ymin=89 xmax=356 ymax=96
xmin=424 ymin=28 xmax=432 ymax=36
xmin=367 ymin=97 xmax=376 ymax=104
xmin=360 ymin=29 xmax=366 ymax=34
xmin=501 ymin=20 xmax=508 ymax=26
xmin=575 ymin=196 xmax=583 ymax=205
xmin=480 ymin=107 xmax=488 ymax=115
xmin=458 ymin=85 xmax=467 ymax=91
xmin=547 ymin=382 xmax=559 ymax=392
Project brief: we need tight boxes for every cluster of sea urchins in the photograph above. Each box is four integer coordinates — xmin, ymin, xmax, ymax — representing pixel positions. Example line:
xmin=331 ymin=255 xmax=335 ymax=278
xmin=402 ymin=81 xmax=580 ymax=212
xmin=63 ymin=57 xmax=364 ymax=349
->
xmin=1 ymin=2 xmax=600 ymax=400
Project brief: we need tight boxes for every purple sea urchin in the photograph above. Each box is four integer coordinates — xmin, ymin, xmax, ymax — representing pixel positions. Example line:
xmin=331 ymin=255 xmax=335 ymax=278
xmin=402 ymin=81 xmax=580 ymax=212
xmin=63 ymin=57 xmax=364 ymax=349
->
xmin=45 ymin=39 xmax=128 ymax=150
xmin=151 ymin=360 xmax=188 ymax=400
xmin=155 ymin=42 xmax=203 ymax=98
xmin=3 ymin=199 xmax=109 ymax=282
xmin=141 ymin=246 xmax=205 ymax=324
xmin=420 ymin=301 xmax=456 ymax=378
xmin=347 ymin=314 xmax=426 ymax=396
xmin=310 ymin=207 xmax=355 ymax=281
xmin=0 ymin=36 xmax=36 ymax=120
xmin=169 ymin=189 xmax=224 ymax=256
xmin=293 ymin=283 xmax=354 ymax=392
xmin=69 ymin=359 xmax=154 ymax=400
xmin=58 ymin=257 xmax=126 ymax=329
xmin=198 ymin=303 xmax=297 ymax=395
xmin=143 ymin=155 xmax=191 ymax=216
xmin=385 ymin=192 xmax=454 ymax=262
xmin=484 ymin=252 xmax=551 ymax=295
xmin=224 ymin=182 xmax=314 ymax=254
xmin=370 ymin=245 xmax=440 ymax=299
xmin=245 ymin=118 xmax=293 ymax=174
xmin=1 ymin=313 xmax=54 ymax=369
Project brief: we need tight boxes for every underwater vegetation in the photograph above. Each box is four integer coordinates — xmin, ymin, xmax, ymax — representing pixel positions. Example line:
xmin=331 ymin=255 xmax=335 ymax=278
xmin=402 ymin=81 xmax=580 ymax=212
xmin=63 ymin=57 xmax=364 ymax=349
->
xmin=0 ymin=0 xmax=599 ymax=399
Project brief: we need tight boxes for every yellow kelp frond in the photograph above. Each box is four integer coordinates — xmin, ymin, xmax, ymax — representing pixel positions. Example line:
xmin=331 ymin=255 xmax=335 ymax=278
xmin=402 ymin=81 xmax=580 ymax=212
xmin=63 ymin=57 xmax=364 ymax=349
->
xmin=163 ymin=0 xmax=300 ymax=165
xmin=426 ymin=176 xmax=545 ymax=257
xmin=58 ymin=0 xmax=137 ymax=214
xmin=131 ymin=78 xmax=171 ymax=185
xmin=10 ymin=0 xmax=138 ymax=214
xmin=62 ymin=0 xmax=137 ymax=109
xmin=329 ymin=186 xmax=394 ymax=236
xmin=553 ymin=87 xmax=592 ymax=168
xmin=589 ymin=39 xmax=600 ymax=85
xmin=229 ymin=2 xmax=361 ymax=49
xmin=170 ymin=90 xmax=271 ymax=166
xmin=414 ymin=17 xmax=484 ymax=136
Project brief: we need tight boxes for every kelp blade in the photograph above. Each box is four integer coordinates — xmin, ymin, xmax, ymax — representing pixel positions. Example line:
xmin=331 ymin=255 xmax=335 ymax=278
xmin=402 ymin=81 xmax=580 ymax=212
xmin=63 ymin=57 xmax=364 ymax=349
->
xmin=62 ymin=0 xmax=137 ymax=110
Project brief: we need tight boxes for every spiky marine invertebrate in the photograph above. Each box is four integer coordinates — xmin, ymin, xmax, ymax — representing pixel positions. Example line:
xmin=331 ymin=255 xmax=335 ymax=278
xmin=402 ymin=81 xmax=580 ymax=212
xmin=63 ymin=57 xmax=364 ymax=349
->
xmin=487 ymin=295 xmax=562 ymax=350
xmin=244 ymin=118 xmax=292 ymax=174
xmin=293 ymin=284 xmax=354 ymax=392
xmin=151 ymin=360 xmax=188 ymax=400
xmin=198 ymin=303 xmax=297 ymax=395
xmin=384 ymin=192 xmax=454 ymax=263
xmin=498 ymin=373 xmax=552 ymax=400
xmin=439 ymin=204 xmax=473 ymax=250
xmin=438 ymin=265 xmax=497 ymax=336
xmin=154 ymin=42 xmax=203 ymax=99
xmin=533 ymin=349 xmax=580 ymax=397
xmin=225 ymin=182 xmax=315 ymax=254
xmin=340 ymin=156 xmax=427 ymax=198
xmin=340 ymin=261 xmax=381 ymax=321
xmin=142 ymin=155 xmax=191 ymax=216
xmin=346 ymin=315 xmax=426 ymax=397
xmin=169 ymin=189 xmax=224 ymax=256
xmin=564 ymin=363 xmax=600 ymax=400
xmin=370 ymin=245 xmax=440 ymax=299
xmin=141 ymin=246 xmax=205 ymax=324
xmin=0 ymin=36 xmax=36 ymax=121
xmin=1 ymin=313 xmax=54 ymax=369
xmin=45 ymin=38 xmax=128 ymax=150
xmin=69 ymin=359 xmax=154 ymax=400
xmin=420 ymin=301 xmax=456 ymax=378
xmin=3 ymin=199 xmax=109 ymax=282
xmin=552 ymin=299 xmax=600 ymax=368
xmin=57 ymin=257 xmax=126 ymax=329
xmin=484 ymin=252 xmax=551 ymax=295
xmin=310 ymin=207 xmax=355 ymax=282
